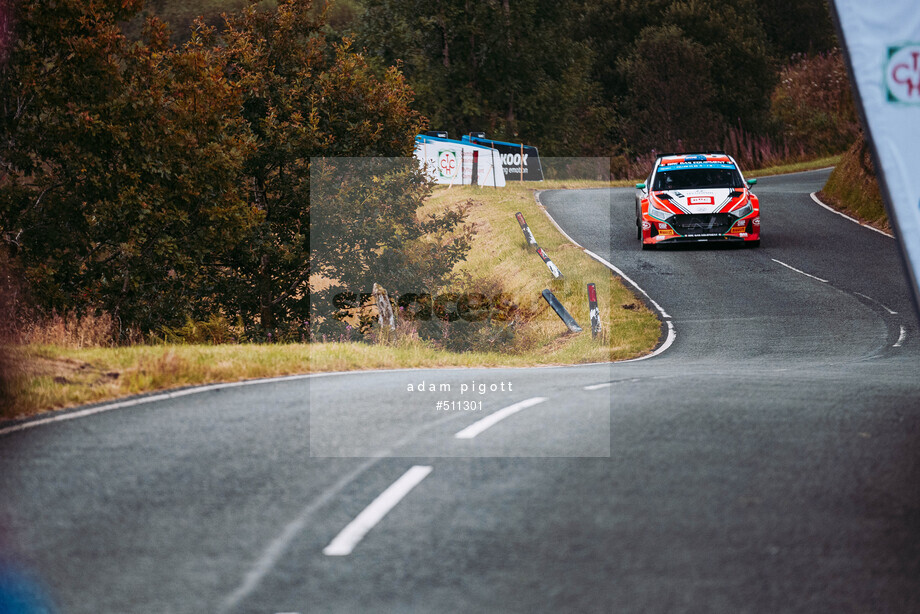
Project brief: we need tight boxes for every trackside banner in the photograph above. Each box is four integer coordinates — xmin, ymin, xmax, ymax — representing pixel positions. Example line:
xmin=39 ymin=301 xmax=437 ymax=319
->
xmin=461 ymin=135 xmax=544 ymax=181
xmin=832 ymin=1 xmax=920 ymax=308
xmin=413 ymin=135 xmax=505 ymax=187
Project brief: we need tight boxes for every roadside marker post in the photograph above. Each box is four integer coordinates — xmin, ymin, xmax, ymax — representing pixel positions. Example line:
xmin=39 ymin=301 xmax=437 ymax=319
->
xmin=587 ymin=283 xmax=601 ymax=339
xmin=536 ymin=247 xmax=563 ymax=279
xmin=515 ymin=212 xmax=539 ymax=246
xmin=541 ymin=289 xmax=582 ymax=333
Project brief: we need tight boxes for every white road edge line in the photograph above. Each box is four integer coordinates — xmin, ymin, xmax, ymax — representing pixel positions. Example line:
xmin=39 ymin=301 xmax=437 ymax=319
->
xmin=582 ymin=249 xmax=676 ymax=363
xmin=454 ymin=397 xmax=547 ymax=439
xmin=854 ymin=292 xmax=898 ymax=315
xmin=533 ymin=191 xmax=675 ymax=362
xmin=0 ymin=374 xmax=313 ymax=437
xmin=534 ymin=190 xmax=672 ymax=320
xmin=323 ymin=466 xmax=433 ymax=557
xmin=583 ymin=249 xmax=672 ymax=319
xmin=0 ymin=362 xmax=615 ymax=437
xmin=809 ymin=192 xmax=894 ymax=238
xmin=620 ymin=320 xmax=676 ymax=363
xmin=771 ymin=259 xmax=829 ymax=283
xmin=894 ymin=325 xmax=907 ymax=348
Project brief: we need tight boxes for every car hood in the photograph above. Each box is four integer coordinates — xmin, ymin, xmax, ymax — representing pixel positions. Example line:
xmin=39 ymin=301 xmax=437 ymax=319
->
xmin=654 ymin=188 xmax=737 ymax=214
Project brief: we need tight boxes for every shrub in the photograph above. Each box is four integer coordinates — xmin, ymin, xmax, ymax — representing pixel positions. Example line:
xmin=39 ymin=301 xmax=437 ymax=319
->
xmin=770 ymin=49 xmax=859 ymax=156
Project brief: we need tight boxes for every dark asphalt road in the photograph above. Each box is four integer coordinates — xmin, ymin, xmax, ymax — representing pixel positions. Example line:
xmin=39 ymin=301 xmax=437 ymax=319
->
xmin=2 ymin=169 xmax=919 ymax=613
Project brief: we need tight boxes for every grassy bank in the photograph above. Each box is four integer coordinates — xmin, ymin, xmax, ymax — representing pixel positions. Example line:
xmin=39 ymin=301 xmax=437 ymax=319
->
xmin=818 ymin=139 xmax=888 ymax=232
xmin=4 ymin=154 xmax=848 ymax=421
xmin=4 ymin=180 xmax=661 ymax=420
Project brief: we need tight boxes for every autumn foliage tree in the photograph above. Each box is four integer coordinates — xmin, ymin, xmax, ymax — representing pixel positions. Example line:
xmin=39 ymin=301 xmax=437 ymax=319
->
xmin=309 ymin=157 xmax=473 ymax=337
xmin=217 ymin=0 xmax=431 ymax=332
xmin=1 ymin=0 xmax=466 ymax=337
xmin=1 ymin=0 xmax=258 ymax=330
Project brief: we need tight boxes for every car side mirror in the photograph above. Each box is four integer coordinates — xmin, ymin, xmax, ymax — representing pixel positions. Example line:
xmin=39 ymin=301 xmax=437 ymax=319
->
xmin=636 ymin=183 xmax=646 ymax=189
xmin=746 ymin=178 xmax=757 ymax=186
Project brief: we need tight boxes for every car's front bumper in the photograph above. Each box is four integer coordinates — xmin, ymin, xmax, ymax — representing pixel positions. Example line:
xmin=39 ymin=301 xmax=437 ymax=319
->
xmin=642 ymin=212 xmax=759 ymax=245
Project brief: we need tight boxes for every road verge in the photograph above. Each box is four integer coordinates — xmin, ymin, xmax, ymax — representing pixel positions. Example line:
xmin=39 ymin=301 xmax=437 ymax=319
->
xmin=4 ymin=180 xmax=661 ymax=421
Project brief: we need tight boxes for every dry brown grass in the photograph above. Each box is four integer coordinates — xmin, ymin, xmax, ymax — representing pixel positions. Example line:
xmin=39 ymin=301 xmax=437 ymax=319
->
xmin=20 ymin=310 xmax=120 ymax=347
xmin=819 ymin=136 xmax=889 ymax=232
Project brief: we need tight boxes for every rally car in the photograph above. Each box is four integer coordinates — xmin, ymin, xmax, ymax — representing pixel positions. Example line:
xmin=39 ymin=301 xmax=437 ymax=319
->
xmin=634 ymin=152 xmax=760 ymax=249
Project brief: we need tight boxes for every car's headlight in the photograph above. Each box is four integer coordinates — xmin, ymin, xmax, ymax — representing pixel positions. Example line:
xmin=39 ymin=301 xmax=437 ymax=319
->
xmin=648 ymin=198 xmax=673 ymax=221
xmin=731 ymin=201 xmax=754 ymax=218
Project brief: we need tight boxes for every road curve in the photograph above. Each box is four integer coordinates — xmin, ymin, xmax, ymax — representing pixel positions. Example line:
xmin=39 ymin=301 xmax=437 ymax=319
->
xmin=2 ymin=169 xmax=919 ymax=613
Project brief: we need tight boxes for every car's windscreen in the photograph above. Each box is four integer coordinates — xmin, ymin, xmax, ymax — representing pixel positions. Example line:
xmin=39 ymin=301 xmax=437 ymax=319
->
xmin=653 ymin=167 xmax=744 ymax=190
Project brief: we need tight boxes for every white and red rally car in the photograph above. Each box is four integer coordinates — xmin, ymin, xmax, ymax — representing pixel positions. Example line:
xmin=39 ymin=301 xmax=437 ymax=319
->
xmin=635 ymin=152 xmax=760 ymax=249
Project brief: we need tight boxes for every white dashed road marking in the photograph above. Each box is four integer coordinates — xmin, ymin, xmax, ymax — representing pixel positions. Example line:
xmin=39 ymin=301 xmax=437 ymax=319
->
xmin=323 ymin=466 xmax=433 ymax=557
xmin=454 ymin=397 xmax=547 ymax=439
xmin=771 ymin=259 xmax=829 ymax=283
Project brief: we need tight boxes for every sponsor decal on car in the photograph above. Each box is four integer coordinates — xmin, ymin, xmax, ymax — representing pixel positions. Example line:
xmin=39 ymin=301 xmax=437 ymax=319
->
xmin=688 ymin=196 xmax=715 ymax=205
xmin=660 ymin=162 xmax=737 ymax=171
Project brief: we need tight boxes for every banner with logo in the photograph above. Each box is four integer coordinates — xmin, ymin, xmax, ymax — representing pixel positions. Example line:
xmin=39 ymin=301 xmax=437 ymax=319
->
xmin=414 ymin=135 xmax=505 ymax=187
xmin=462 ymin=135 xmax=544 ymax=181
xmin=832 ymin=1 xmax=920 ymax=307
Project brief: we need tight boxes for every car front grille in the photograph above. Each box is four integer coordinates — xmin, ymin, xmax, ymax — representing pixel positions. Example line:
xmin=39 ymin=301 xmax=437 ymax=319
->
xmin=669 ymin=213 xmax=735 ymax=236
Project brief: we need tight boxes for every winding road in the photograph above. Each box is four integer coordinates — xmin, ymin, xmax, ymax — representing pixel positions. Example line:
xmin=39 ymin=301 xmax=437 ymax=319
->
xmin=2 ymin=169 xmax=919 ymax=613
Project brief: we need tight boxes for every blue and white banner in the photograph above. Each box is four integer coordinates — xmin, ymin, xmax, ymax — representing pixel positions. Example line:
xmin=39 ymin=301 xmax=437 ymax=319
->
xmin=833 ymin=1 xmax=920 ymax=307
xmin=414 ymin=135 xmax=505 ymax=187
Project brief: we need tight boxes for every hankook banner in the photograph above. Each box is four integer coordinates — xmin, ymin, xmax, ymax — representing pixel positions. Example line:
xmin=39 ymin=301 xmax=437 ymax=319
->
xmin=832 ymin=1 xmax=920 ymax=310
xmin=461 ymin=135 xmax=544 ymax=181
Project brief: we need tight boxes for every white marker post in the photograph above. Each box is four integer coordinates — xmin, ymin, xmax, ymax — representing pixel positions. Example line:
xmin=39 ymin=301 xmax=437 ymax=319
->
xmin=536 ymin=247 xmax=563 ymax=279
xmin=515 ymin=212 xmax=539 ymax=246
xmin=832 ymin=1 xmax=920 ymax=315
xmin=587 ymin=283 xmax=601 ymax=339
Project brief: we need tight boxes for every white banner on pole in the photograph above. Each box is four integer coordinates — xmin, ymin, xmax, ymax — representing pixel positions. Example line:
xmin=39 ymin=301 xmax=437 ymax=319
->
xmin=413 ymin=135 xmax=505 ymax=187
xmin=832 ymin=2 xmax=920 ymax=308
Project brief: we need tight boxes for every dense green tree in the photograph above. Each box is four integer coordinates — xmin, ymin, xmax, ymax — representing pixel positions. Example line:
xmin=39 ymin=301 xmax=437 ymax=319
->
xmin=217 ymin=0 xmax=436 ymax=331
xmin=583 ymin=0 xmax=775 ymax=153
xmin=2 ymin=0 xmax=456 ymax=336
xmin=0 ymin=0 xmax=257 ymax=330
xmin=358 ymin=0 xmax=606 ymax=154
xmin=663 ymin=1 xmax=775 ymax=133
xmin=752 ymin=0 xmax=836 ymax=59
xmin=618 ymin=25 xmax=719 ymax=152
xmin=309 ymin=157 xmax=472 ymax=336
